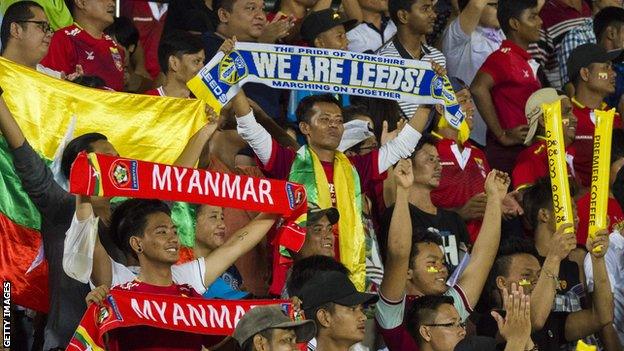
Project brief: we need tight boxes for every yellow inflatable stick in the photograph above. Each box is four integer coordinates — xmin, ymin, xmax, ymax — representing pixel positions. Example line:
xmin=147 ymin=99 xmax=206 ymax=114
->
xmin=543 ymin=100 xmax=575 ymax=235
xmin=588 ymin=109 xmax=615 ymax=253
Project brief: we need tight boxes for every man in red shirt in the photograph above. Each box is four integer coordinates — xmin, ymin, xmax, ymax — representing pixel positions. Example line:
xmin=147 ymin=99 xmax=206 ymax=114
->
xmin=40 ymin=0 xmax=125 ymax=91
xmin=512 ymin=88 xmax=578 ymax=191
xmin=567 ymin=43 xmax=623 ymax=188
xmin=86 ymin=199 xmax=279 ymax=350
xmin=471 ymin=0 xmax=543 ymax=175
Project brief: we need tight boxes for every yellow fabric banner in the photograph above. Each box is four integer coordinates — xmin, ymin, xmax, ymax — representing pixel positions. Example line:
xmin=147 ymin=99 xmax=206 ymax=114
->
xmin=543 ymin=100 xmax=575 ymax=235
xmin=588 ymin=109 xmax=615 ymax=245
xmin=0 ymin=57 xmax=206 ymax=164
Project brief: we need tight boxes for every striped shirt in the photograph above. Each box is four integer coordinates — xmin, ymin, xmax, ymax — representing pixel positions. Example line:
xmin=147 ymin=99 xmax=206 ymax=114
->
xmin=529 ymin=0 xmax=592 ymax=89
xmin=556 ymin=18 xmax=596 ymax=87
xmin=376 ymin=37 xmax=446 ymax=119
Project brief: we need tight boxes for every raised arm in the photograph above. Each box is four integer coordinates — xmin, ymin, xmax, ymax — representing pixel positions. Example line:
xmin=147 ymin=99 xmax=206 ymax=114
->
xmin=529 ymin=223 xmax=575 ymax=330
xmin=232 ymin=91 xmax=274 ymax=165
xmin=564 ymin=230 xmax=614 ymax=341
xmin=201 ymin=212 xmax=278 ymax=287
xmin=379 ymin=159 xmax=414 ymax=301
xmin=173 ymin=120 xmax=218 ymax=168
xmin=458 ymin=0 xmax=489 ymax=36
xmin=457 ymin=170 xmax=506 ymax=306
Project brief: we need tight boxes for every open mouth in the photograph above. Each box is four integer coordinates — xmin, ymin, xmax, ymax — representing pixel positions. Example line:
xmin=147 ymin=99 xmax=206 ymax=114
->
xmin=165 ymin=246 xmax=179 ymax=253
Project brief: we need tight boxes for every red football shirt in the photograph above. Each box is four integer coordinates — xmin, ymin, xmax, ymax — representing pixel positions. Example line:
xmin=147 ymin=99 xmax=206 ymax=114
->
xmin=431 ymin=136 xmax=490 ymax=243
xmin=512 ymin=138 xmax=576 ymax=191
xmin=106 ymin=280 xmax=224 ymax=351
xmin=570 ymin=97 xmax=623 ymax=187
xmin=575 ymin=194 xmax=624 ymax=245
xmin=41 ymin=24 xmax=125 ymax=91
xmin=479 ymin=40 xmax=541 ymax=174
xmin=121 ymin=1 xmax=167 ymax=79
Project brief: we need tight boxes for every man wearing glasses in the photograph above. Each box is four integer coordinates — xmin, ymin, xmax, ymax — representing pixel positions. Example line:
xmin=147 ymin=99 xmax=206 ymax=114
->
xmin=0 ymin=1 xmax=58 ymax=77
xmin=40 ymin=0 xmax=124 ymax=91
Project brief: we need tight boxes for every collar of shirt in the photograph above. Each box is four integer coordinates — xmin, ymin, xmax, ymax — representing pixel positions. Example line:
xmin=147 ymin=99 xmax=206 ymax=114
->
xmin=500 ymin=39 xmax=532 ymax=60
xmin=365 ymin=16 xmax=391 ymax=35
xmin=476 ymin=26 xmax=504 ymax=45
xmin=611 ymin=230 xmax=624 ymax=251
xmin=571 ymin=96 xmax=610 ymax=126
xmin=393 ymin=36 xmax=431 ymax=59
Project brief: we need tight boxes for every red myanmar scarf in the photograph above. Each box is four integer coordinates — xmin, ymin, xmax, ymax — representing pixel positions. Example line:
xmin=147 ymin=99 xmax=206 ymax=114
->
xmin=69 ymin=152 xmax=308 ymax=252
xmin=67 ymin=289 xmax=291 ymax=351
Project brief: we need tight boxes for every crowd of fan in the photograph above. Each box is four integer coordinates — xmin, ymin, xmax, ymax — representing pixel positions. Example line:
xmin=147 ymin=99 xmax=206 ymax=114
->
xmin=0 ymin=0 xmax=623 ymax=350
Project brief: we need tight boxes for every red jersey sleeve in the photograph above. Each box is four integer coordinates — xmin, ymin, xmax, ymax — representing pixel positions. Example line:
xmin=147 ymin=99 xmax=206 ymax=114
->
xmin=40 ymin=30 xmax=76 ymax=75
xmin=348 ymin=149 xmax=386 ymax=195
xmin=260 ymin=139 xmax=297 ymax=180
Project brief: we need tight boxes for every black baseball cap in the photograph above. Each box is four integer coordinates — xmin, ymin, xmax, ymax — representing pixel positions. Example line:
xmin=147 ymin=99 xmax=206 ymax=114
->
xmin=567 ymin=43 xmax=621 ymax=83
xmin=298 ymin=271 xmax=378 ymax=309
xmin=300 ymin=9 xmax=357 ymax=43
xmin=307 ymin=202 xmax=339 ymax=226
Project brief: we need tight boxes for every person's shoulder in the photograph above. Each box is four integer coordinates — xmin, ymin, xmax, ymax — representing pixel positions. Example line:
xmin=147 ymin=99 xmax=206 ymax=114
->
xmin=55 ymin=24 xmax=81 ymax=38
xmin=377 ymin=39 xmax=397 ymax=55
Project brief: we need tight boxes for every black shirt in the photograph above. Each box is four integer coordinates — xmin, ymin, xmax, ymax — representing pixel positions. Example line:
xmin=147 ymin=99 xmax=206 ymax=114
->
xmin=381 ymin=204 xmax=470 ymax=271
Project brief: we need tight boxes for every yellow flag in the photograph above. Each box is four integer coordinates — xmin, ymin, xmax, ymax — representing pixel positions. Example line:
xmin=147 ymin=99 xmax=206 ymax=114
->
xmin=0 ymin=57 xmax=206 ymax=164
xmin=543 ymin=100 xmax=575 ymax=235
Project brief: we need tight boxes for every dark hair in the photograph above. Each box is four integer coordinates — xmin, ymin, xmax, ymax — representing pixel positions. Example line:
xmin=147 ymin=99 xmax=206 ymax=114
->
xmin=304 ymin=301 xmax=336 ymax=331
xmin=0 ymin=1 xmax=43 ymax=52
xmin=64 ymin=0 xmax=75 ymax=14
xmin=287 ymin=255 xmax=349 ymax=296
xmin=295 ymin=94 xmax=341 ymax=124
xmin=497 ymin=0 xmax=538 ymax=35
xmin=409 ymin=133 xmax=438 ymax=160
xmin=457 ymin=0 xmax=471 ymax=11
xmin=105 ymin=16 xmax=139 ymax=49
xmin=349 ymin=96 xmax=404 ymax=141
xmin=593 ymin=7 xmax=624 ymax=41
xmin=110 ymin=199 xmax=172 ymax=259
xmin=241 ymin=329 xmax=273 ymax=351
xmin=405 ymin=295 xmax=455 ymax=343
xmin=71 ymin=75 xmax=107 ymax=89
xmin=61 ymin=133 xmax=109 ymax=180
xmin=342 ymin=105 xmax=372 ymax=123
xmin=409 ymin=229 xmax=443 ymax=269
xmin=611 ymin=128 xmax=624 ymax=165
xmin=388 ymin=0 xmax=417 ymax=24
xmin=478 ymin=236 xmax=538 ymax=310
xmin=158 ymin=30 xmax=204 ymax=73
xmin=521 ymin=177 xmax=553 ymax=231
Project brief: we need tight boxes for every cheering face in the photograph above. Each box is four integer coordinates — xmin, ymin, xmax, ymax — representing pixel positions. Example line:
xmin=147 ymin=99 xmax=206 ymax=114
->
xmin=585 ymin=62 xmax=617 ymax=96
xmin=135 ymin=212 xmax=180 ymax=264
xmin=195 ymin=205 xmax=227 ymax=251
xmin=314 ymin=25 xmax=349 ymax=51
xmin=418 ymin=304 xmax=466 ymax=351
xmin=496 ymin=253 xmax=540 ymax=295
xmin=299 ymin=215 xmax=336 ymax=258
xmin=412 ymin=144 xmax=442 ymax=189
xmin=323 ymin=304 xmax=368 ymax=344
xmin=83 ymin=0 xmax=116 ymax=27
xmin=220 ymin=0 xmax=266 ymax=41
xmin=515 ymin=6 xmax=542 ymax=44
xmin=403 ymin=0 xmax=437 ymax=35
xmin=301 ymin=102 xmax=345 ymax=151
xmin=456 ymin=88 xmax=475 ymax=130
xmin=409 ymin=242 xmax=449 ymax=295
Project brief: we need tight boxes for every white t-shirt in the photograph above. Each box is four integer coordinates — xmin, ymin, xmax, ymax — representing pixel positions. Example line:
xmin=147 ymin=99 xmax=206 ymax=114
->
xmin=347 ymin=19 xmax=397 ymax=54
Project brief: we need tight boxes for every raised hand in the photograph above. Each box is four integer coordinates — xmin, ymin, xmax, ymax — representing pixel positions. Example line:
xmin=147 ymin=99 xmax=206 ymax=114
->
xmin=457 ymin=192 xmax=487 ymax=220
xmin=586 ymin=228 xmax=610 ymax=258
xmin=492 ymin=283 xmax=532 ymax=348
xmin=381 ymin=118 xmax=407 ymax=145
xmin=258 ymin=17 xmax=294 ymax=44
xmin=85 ymin=285 xmax=109 ymax=306
xmin=218 ymin=37 xmax=237 ymax=55
xmin=430 ymin=61 xmax=447 ymax=78
xmin=484 ymin=170 xmax=511 ymax=202
xmin=394 ymin=159 xmax=414 ymax=189
xmin=547 ymin=223 xmax=577 ymax=261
